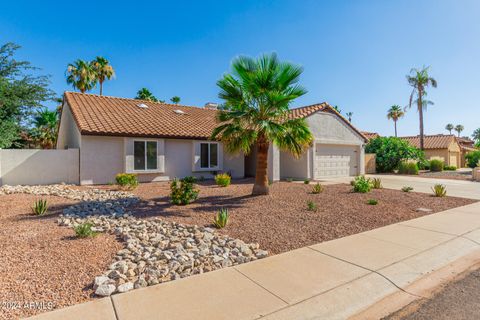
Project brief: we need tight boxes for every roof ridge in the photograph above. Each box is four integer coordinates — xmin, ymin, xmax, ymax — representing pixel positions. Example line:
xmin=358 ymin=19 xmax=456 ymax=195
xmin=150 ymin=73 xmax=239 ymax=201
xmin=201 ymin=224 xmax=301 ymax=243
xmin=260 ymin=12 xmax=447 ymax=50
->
xmin=400 ymin=134 xmax=455 ymax=138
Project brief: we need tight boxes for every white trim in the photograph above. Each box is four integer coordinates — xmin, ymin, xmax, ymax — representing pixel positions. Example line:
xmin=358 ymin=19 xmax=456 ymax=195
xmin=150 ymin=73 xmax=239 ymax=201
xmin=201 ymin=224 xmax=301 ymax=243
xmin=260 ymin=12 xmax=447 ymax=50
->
xmin=132 ymin=139 xmax=159 ymax=172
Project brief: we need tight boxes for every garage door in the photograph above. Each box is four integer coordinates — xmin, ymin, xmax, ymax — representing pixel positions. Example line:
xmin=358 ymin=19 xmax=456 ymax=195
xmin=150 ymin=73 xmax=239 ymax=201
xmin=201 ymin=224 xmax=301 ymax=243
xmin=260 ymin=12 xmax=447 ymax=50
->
xmin=314 ymin=144 xmax=358 ymax=179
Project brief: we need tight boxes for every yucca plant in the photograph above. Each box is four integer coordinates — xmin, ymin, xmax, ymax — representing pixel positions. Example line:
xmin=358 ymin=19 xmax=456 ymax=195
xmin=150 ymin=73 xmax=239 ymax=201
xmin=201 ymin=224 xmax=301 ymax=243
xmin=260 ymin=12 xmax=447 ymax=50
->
xmin=74 ymin=222 xmax=98 ymax=238
xmin=371 ymin=178 xmax=382 ymax=189
xmin=213 ymin=208 xmax=229 ymax=229
xmin=312 ymin=183 xmax=324 ymax=194
xmin=401 ymin=186 xmax=414 ymax=192
xmin=32 ymin=199 xmax=48 ymax=215
xmin=432 ymin=184 xmax=447 ymax=197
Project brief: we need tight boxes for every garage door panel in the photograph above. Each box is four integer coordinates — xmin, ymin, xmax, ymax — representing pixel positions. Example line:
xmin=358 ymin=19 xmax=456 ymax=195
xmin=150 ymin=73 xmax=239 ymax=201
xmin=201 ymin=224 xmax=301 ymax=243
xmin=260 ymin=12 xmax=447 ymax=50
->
xmin=314 ymin=144 xmax=358 ymax=179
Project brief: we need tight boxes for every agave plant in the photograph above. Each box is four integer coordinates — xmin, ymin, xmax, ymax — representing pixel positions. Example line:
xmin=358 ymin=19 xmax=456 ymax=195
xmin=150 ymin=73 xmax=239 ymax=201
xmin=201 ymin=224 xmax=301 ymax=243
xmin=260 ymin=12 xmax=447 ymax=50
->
xmin=432 ymin=184 xmax=447 ymax=197
xmin=213 ymin=208 xmax=229 ymax=229
xmin=312 ymin=183 xmax=324 ymax=194
xmin=32 ymin=199 xmax=48 ymax=215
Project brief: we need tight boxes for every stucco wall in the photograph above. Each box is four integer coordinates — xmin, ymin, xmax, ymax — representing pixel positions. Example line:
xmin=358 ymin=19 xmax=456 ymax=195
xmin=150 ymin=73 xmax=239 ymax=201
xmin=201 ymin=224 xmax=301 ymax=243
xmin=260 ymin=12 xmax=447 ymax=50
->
xmin=223 ymin=152 xmax=245 ymax=178
xmin=0 ymin=149 xmax=79 ymax=185
xmin=57 ymin=102 xmax=81 ymax=149
xmin=307 ymin=112 xmax=365 ymax=145
xmin=280 ymin=150 xmax=309 ymax=179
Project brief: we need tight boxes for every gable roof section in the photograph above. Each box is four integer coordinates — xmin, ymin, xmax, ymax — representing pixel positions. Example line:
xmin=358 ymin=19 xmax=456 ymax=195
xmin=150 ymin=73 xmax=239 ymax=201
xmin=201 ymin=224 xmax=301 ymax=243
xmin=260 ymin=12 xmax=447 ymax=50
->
xmin=361 ymin=131 xmax=380 ymax=141
xmin=63 ymin=92 xmax=367 ymax=141
xmin=399 ymin=134 xmax=458 ymax=149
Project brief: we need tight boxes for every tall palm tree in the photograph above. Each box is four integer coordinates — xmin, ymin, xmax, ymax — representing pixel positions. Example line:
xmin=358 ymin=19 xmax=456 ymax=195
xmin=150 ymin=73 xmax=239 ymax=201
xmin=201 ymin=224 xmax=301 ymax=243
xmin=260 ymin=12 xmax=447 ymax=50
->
xmin=386 ymin=105 xmax=405 ymax=137
xmin=135 ymin=88 xmax=158 ymax=102
xmin=333 ymin=105 xmax=342 ymax=114
xmin=91 ymin=56 xmax=115 ymax=95
xmin=472 ymin=128 xmax=480 ymax=143
xmin=32 ymin=108 xmax=58 ymax=149
xmin=407 ymin=66 xmax=437 ymax=150
xmin=345 ymin=112 xmax=353 ymax=122
xmin=445 ymin=123 xmax=454 ymax=135
xmin=211 ymin=53 xmax=313 ymax=195
xmin=66 ymin=60 xmax=96 ymax=93
xmin=454 ymin=124 xmax=464 ymax=137
xmin=170 ymin=96 xmax=181 ymax=104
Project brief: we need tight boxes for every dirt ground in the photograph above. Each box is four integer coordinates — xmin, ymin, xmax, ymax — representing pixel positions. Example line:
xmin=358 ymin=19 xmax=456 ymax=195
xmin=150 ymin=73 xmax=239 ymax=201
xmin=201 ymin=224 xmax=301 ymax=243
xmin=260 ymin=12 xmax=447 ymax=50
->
xmin=98 ymin=179 xmax=475 ymax=254
xmin=0 ymin=194 xmax=121 ymax=320
xmin=418 ymin=170 xmax=474 ymax=181
xmin=384 ymin=264 xmax=480 ymax=320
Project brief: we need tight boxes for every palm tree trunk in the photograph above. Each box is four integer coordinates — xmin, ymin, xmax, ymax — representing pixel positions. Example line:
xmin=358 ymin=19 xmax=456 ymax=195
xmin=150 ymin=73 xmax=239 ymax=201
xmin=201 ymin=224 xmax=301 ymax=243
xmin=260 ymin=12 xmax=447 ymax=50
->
xmin=394 ymin=120 xmax=398 ymax=137
xmin=252 ymin=136 xmax=270 ymax=195
xmin=418 ymin=88 xmax=424 ymax=150
xmin=99 ymin=80 xmax=103 ymax=96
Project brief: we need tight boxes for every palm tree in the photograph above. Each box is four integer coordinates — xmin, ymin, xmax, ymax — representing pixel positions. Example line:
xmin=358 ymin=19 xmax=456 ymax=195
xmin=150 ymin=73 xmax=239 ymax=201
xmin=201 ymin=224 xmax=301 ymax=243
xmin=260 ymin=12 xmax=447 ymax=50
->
xmin=212 ymin=53 xmax=313 ymax=195
xmin=454 ymin=124 xmax=464 ymax=137
xmin=91 ymin=56 xmax=115 ymax=96
xmin=333 ymin=105 xmax=342 ymax=114
xmin=407 ymin=66 xmax=437 ymax=150
xmin=135 ymin=88 xmax=158 ymax=102
xmin=445 ymin=123 xmax=454 ymax=135
xmin=386 ymin=105 xmax=405 ymax=137
xmin=66 ymin=60 xmax=96 ymax=93
xmin=32 ymin=108 xmax=58 ymax=149
xmin=345 ymin=112 xmax=353 ymax=122
xmin=170 ymin=96 xmax=181 ymax=104
xmin=472 ymin=128 xmax=480 ymax=142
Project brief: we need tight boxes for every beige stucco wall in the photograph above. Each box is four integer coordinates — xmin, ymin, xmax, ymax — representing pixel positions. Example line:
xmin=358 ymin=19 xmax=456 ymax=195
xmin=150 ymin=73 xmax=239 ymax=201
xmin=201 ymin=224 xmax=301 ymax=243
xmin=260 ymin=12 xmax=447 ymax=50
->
xmin=280 ymin=150 xmax=309 ymax=179
xmin=424 ymin=147 xmax=460 ymax=167
xmin=0 ymin=149 xmax=79 ymax=185
xmin=57 ymin=102 xmax=81 ymax=149
xmin=306 ymin=112 xmax=365 ymax=145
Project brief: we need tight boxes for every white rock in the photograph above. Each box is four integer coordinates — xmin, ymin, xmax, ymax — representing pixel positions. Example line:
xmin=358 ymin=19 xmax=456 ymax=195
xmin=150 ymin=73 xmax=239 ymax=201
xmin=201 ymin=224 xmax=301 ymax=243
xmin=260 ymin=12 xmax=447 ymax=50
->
xmin=95 ymin=284 xmax=116 ymax=296
xmin=117 ymin=282 xmax=134 ymax=293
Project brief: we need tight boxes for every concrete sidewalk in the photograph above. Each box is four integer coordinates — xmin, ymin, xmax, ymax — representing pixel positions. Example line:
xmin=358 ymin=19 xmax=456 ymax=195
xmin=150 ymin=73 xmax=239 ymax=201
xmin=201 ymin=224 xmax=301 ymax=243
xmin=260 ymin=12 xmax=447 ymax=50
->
xmin=27 ymin=201 xmax=480 ymax=320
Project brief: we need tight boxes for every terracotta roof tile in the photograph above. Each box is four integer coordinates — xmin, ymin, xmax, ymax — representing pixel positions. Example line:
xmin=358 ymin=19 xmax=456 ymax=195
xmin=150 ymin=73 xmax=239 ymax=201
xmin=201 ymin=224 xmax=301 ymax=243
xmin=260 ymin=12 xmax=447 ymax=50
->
xmin=361 ymin=131 xmax=380 ymax=140
xmin=399 ymin=134 xmax=457 ymax=149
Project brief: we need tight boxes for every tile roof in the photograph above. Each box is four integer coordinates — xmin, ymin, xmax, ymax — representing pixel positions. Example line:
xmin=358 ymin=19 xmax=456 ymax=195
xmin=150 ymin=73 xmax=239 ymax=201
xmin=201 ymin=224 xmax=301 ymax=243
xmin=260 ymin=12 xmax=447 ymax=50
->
xmin=63 ymin=92 xmax=367 ymax=141
xmin=399 ymin=134 xmax=458 ymax=149
xmin=361 ymin=131 xmax=380 ymax=140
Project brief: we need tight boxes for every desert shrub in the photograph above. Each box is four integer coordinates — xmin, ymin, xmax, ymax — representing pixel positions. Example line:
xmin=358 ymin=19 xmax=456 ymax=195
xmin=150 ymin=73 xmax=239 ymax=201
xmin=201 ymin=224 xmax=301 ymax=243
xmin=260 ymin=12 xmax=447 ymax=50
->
xmin=74 ymin=223 xmax=97 ymax=238
xmin=307 ymin=201 xmax=317 ymax=211
xmin=115 ymin=173 xmax=138 ymax=190
xmin=365 ymin=137 xmax=424 ymax=173
xmin=182 ymin=176 xmax=197 ymax=184
xmin=213 ymin=208 xmax=229 ymax=228
xmin=170 ymin=178 xmax=199 ymax=205
xmin=371 ymin=178 xmax=382 ymax=189
xmin=417 ymin=159 xmax=430 ymax=170
xmin=429 ymin=159 xmax=444 ymax=172
xmin=466 ymin=151 xmax=480 ymax=168
xmin=286 ymin=178 xmax=293 ymax=182
xmin=352 ymin=176 xmax=372 ymax=193
xmin=398 ymin=162 xmax=419 ymax=175
xmin=444 ymin=165 xmax=457 ymax=171
xmin=401 ymin=186 xmax=414 ymax=192
xmin=215 ymin=173 xmax=231 ymax=187
xmin=304 ymin=179 xmax=310 ymax=184
xmin=432 ymin=184 xmax=447 ymax=197
xmin=367 ymin=199 xmax=378 ymax=205
xmin=32 ymin=199 xmax=48 ymax=215
xmin=312 ymin=183 xmax=324 ymax=194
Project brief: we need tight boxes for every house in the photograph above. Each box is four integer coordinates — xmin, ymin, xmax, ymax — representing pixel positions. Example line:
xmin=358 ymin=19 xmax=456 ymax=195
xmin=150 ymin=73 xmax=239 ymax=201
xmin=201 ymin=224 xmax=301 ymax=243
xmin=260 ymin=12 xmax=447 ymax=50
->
xmin=361 ymin=131 xmax=380 ymax=141
xmin=57 ymin=92 xmax=367 ymax=185
xmin=399 ymin=134 xmax=462 ymax=167
xmin=457 ymin=137 xmax=478 ymax=167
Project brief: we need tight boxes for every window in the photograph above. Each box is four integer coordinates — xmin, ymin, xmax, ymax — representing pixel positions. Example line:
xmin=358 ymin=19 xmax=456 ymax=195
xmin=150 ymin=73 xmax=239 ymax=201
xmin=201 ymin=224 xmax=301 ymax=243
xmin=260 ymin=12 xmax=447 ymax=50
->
xmin=200 ymin=143 xmax=219 ymax=169
xmin=134 ymin=141 xmax=157 ymax=171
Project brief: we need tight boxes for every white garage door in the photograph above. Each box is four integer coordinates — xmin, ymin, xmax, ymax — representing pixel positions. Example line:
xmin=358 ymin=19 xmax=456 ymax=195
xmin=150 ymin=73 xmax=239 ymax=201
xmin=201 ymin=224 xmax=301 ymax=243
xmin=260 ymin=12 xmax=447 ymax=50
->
xmin=314 ymin=144 xmax=358 ymax=179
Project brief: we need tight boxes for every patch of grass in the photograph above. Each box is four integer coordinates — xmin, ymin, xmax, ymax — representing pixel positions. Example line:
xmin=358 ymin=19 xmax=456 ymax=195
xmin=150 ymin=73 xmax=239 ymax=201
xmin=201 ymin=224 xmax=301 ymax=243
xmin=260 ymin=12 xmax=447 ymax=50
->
xmin=115 ymin=173 xmax=138 ymax=190
xmin=401 ymin=186 xmax=414 ymax=192
xmin=312 ymin=183 xmax=324 ymax=194
xmin=371 ymin=178 xmax=382 ymax=189
xmin=432 ymin=184 xmax=447 ymax=197
xmin=398 ymin=162 xmax=419 ymax=175
xmin=367 ymin=199 xmax=378 ymax=205
xmin=213 ymin=208 xmax=229 ymax=229
xmin=32 ymin=199 xmax=48 ymax=215
xmin=307 ymin=201 xmax=317 ymax=211
xmin=215 ymin=173 xmax=231 ymax=187
xmin=444 ymin=165 xmax=457 ymax=171
xmin=352 ymin=176 xmax=372 ymax=193
xmin=74 ymin=223 xmax=98 ymax=238
xmin=429 ymin=159 xmax=444 ymax=172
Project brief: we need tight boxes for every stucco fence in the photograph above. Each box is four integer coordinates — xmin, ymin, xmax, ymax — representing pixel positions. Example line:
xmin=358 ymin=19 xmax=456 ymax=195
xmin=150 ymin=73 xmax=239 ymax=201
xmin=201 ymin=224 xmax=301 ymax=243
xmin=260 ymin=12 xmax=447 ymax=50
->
xmin=0 ymin=149 xmax=79 ymax=186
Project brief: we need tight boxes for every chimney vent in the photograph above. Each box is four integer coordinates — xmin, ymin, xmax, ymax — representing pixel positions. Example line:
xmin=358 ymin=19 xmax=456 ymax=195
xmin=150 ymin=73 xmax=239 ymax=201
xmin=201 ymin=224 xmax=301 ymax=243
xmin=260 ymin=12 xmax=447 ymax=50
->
xmin=204 ymin=102 xmax=219 ymax=109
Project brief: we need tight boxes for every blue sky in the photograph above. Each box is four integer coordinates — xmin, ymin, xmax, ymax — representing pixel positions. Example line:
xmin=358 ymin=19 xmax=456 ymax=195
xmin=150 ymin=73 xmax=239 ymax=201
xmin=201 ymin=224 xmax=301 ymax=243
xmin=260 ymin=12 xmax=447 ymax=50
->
xmin=2 ymin=0 xmax=479 ymax=137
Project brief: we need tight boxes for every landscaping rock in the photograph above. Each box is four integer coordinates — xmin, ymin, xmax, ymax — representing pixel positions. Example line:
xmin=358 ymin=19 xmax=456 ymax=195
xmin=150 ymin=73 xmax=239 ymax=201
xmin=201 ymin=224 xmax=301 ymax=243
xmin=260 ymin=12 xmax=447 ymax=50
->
xmin=416 ymin=208 xmax=433 ymax=213
xmin=95 ymin=284 xmax=116 ymax=296
xmin=117 ymin=282 xmax=134 ymax=293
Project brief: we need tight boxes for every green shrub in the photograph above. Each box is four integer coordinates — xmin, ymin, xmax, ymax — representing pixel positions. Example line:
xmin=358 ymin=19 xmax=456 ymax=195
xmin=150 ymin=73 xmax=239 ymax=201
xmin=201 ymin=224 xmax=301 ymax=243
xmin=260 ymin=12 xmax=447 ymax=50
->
xmin=170 ymin=178 xmax=199 ymax=205
xmin=352 ymin=176 xmax=372 ymax=193
xmin=213 ymin=208 xmax=229 ymax=228
xmin=115 ymin=173 xmax=138 ymax=190
xmin=365 ymin=137 xmax=424 ymax=173
xmin=312 ymin=183 xmax=324 ymax=194
xmin=304 ymin=179 xmax=310 ymax=184
xmin=466 ymin=151 xmax=480 ymax=168
xmin=417 ymin=159 xmax=429 ymax=170
xmin=432 ymin=184 xmax=447 ymax=197
xmin=307 ymin=201 xmax=317 ymax=211
xmin=182 ymin=176 xmax=198 ymax=184
xmin=429 ymin=159 xmax=444 ymax=172
xmin=444 ymin=165 xmax=457 ymax=171
xmin=74 ymin=223 xmax=98 ymax=238
xmin=401 ymin=186 xmax=414 ymax=192
xmin=32 ymin=199 xmax=48 ymax=215
xmin=371 ymin=178 xmax=382 ymax=189
xmin=398 ymin=162 xmax=419 ymax=175
xmin=215 ymin=173 xmax=231 ymax=187
xmin=286 ymin=178 xmax=293 ymax=182
xmin=367 ymin=199 xmax=378 ymax=205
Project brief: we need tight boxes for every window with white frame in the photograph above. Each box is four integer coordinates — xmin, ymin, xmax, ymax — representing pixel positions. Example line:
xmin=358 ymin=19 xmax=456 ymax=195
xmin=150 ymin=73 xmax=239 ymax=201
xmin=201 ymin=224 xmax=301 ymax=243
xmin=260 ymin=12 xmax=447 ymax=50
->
xmin=134 ymin=140 xmax=158 ymax=171
xmin=200 ymin=142 xmax=218 ymax=169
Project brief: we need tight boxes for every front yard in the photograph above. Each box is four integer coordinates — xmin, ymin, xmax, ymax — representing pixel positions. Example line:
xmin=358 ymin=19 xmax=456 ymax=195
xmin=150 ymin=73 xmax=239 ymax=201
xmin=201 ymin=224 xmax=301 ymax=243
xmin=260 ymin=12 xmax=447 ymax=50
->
xmin=0 ymin=179 xmax=476 ymax=319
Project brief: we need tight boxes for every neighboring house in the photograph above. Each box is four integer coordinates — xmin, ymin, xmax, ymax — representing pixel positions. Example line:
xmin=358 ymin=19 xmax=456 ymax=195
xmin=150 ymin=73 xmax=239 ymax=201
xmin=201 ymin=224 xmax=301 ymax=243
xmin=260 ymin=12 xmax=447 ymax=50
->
xmin=57 ymin=92 xmax=367 ymax=185
xmin=457 ymin=137 xmax=478 ymax=167
xmin=399 ymin=134 xmax=462 ymax=167
xmin=361 ymin=132 xmax=380 ymax=141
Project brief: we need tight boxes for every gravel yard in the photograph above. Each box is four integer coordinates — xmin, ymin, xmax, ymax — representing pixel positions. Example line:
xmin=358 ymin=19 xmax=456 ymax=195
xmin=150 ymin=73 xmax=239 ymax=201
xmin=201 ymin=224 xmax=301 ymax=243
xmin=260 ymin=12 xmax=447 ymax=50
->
xmin=418 ymin=170 xmax=474 ymax=181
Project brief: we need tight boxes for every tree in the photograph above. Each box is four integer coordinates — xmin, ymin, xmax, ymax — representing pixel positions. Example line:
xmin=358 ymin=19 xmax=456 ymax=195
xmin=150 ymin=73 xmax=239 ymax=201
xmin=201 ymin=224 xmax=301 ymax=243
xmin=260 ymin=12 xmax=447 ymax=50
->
xmin=445 ymin=123 xmax=454 ymax=135
xmin=211 ymin=53 xmax=313 ymax=195
xmin=454 ymin=124 xmax=464 ymax=137
xmin=66 ymin=60 xmax=96 ymax=93
xmin=345 ymin=112 xmax=353 ymax=122
xmin=91 ymin=56 xmax=115 ymax=95
xmin=407 ymin=66 xmax=437 ymax=150
xmin=0 ymin=42 xmax=54 ymax=148
xmin=170 ymin=96 xmax=181 ymax=104
xmin=472 ymin=128 xmax=480 ymax=143
xmin=135 ymin=88 xmax=158 ymax=102
xmin=333 ymin=105 xmax=342 ymax=114
xmin=31 ymin=108 xmax=58 ymax=148
xmin=386 ymin=105 xmax=405 ymax=137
